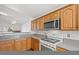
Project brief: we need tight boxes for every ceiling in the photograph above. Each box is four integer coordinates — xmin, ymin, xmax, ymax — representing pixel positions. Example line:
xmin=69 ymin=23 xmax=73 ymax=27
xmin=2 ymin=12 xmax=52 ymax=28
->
xmin=4 ymin=4 xmax=65 ymax=18
xmin=0 ymin=4 xmax=65 ymax=26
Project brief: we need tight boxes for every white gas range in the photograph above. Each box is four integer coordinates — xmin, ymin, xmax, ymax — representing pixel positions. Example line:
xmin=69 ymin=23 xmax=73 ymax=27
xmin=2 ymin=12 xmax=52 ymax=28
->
xmin=40 ymin=37 xmax=63 ymax=51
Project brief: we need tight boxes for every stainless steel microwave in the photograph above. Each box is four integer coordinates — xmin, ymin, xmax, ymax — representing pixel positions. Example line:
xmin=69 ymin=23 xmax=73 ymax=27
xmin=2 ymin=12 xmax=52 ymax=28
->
xmin=44 ymin=18 xmax=60 ymax=30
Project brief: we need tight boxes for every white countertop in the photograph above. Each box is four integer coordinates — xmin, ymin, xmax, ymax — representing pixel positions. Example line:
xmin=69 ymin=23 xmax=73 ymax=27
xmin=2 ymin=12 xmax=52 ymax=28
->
xmin=58 ymin=39 xmax=79 ymax=51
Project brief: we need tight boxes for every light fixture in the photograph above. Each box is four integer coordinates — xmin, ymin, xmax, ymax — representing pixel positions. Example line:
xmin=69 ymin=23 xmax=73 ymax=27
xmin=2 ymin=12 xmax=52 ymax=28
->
xmin=0 ymin=12 xmax=8 ymax=16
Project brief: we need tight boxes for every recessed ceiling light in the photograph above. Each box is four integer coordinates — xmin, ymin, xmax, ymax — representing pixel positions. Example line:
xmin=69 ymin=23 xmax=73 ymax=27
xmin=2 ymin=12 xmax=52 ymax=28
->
xmin=0 ymin=12 xmax=8 ymax=16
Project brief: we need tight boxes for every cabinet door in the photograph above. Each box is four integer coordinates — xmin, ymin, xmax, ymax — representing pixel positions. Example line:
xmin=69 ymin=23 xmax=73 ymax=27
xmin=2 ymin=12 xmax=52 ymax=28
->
xmin=15 ymin=40 xmax=22 ymax=51
xmin=50 ymin=11 xmax=60 ymax=20
xmin=21 ymin=38 xmax=31 ymax=51
xmin=61 ymin=5 xmax=77 ymax=30
xmin=39 ymin=17 xmax=45 ymax=31
xmin=0 ymin=40 xmax=14 ymax=51
xmin=44 ymin=15 xmax=51 ymax=22
xmin=7 ymin=40 xmax=15 ymax=51
xmin=21 ymin=39 xmax=27 ymax=51
xmin=33 ymin=39 xmax=39 ymax=51
xmin=26 ymin=38 xmax=31 ymax=50
xmin=78 ymin=5 xmax=79 ymax=30
xmin=50 ymin=12 xmax=55 ymax=20
xmin=54 ymin=11 xmax=60 ymax=19
xmin=36 ymin=19 xmax=40 ymax=30
xmin=31 ymin=38 xmax=39 ymax=51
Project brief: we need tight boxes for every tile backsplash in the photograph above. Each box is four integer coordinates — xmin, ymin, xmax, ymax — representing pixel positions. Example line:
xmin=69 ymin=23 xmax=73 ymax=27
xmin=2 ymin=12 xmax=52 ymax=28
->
xmin=34 ymin=30 xmax=79 ymax=41
xmin=45 ymin=30 xmax=79 ymax=40
xmin=45 ymin=30 xmax=63 ymax=39
xmin=62 ymin=31 xmax=79 ymax=40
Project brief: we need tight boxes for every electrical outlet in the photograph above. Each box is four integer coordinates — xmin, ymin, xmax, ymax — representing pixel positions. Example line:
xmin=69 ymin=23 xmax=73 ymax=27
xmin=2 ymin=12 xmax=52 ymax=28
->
xmin=67 ymin=34 xmax=70 ymax=38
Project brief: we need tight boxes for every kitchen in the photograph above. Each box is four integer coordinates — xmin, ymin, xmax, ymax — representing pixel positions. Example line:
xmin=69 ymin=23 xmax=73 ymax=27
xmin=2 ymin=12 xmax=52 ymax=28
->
xmin=0 ymin=4 xmax=79 ymax=52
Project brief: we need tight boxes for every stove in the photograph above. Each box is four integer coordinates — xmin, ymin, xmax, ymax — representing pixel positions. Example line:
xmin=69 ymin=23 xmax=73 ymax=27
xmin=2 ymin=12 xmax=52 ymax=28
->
xmin=42 ymin=38 xmax=60 ymax=44
xmin=41 ymin=38 xmax=61 ymax=51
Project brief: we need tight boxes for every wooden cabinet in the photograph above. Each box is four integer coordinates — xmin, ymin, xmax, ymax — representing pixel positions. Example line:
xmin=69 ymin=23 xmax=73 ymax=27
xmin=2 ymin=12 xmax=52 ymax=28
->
xmin=32 ymin=17 xmax=45 ymax=31
xmin=36 ymin=19 xmax=40 ymax=30
xmin=15 ymin=39 xmax=22 ymax=51
xmin=56 ymin=46 xmax=68 ymax=51
xmin=50 ymin=11 xmax=60 ymax=20
xmin=33 ymin=20 xmax=37 ymax=31
xmin=54 ymin=11 xmax=60 ymax=19
xmin=61 ymin=5 xmax=77 ymax=30
xmin=39 ymin=17 xmax=45 ymax=31
xmin=44 ymin=14 xmax=51 ymax=22
xmin=0 ymin=40 xmax=14 ymax=51
xmin=50 ymin=12 xmax=55 ymax=20
xmin=21 ymin=39 xmax=27 ymax=51
xmin=15 ymin=37 xmax=32 ymax=51
xmin=0 ymin=37 xmax=40 ymax=51
xmin=78 ymin=5 xmax=79 ymax=30
xmin=26 ymin=37 xmax=31 ymax=50
xmin=31 ymin=38 xmax=39 ymax=51
xmin=31 ymin=4 xmax=79 ymax=31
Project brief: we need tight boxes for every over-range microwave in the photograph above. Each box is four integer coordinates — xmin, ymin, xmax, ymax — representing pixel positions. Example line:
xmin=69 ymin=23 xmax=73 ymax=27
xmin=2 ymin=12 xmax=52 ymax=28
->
xmin=44 ymin=18 xmax=60 ymax=30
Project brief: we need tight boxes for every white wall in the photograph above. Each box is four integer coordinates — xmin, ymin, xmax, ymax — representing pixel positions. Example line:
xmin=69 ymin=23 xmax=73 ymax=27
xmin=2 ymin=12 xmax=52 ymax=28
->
xmin=0 ymin=26 xmax=8 ymax=32
xmin=21 ymin=21 xmax=31 ymax=32
xmin=21 ymin=19 xmax=31 ymax=32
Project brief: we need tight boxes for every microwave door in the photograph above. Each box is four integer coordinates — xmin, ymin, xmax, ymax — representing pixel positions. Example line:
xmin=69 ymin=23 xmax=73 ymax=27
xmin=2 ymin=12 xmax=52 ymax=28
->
xmin=51 ymin=21 xmax=54 ymax=28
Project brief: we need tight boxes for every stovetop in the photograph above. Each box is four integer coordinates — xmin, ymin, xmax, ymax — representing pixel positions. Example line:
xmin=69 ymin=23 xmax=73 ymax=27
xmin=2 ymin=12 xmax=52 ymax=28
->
xmin=42 ymin=38 xmax=60 ymax=44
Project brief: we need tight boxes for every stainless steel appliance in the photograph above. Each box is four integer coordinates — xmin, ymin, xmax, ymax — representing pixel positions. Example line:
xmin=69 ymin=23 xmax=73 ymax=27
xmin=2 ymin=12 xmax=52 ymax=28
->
xmin=44 ymin=18 xmax=60 ymax=30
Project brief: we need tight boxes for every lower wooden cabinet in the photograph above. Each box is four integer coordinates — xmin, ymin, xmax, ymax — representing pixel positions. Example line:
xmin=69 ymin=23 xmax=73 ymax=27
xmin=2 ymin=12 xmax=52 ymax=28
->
xmin=14 ymin=37 xmax=39 ymax=51
xmin=0 ymin=37 xmax=39 ymax=51
xmin=15 ymin=37 xmax=32 ymax=51
xmin=0 ymin=40 xmax=15 ymax=51
xmin=26 ymin=37 xmax=31 ymax=50
xmin=31 ymin=38 xmax=39 ymax=51
xmin=56 ymin=46 xmax=68 ymax=51
xmin=15 ymin=39 xmax=22 ymax=51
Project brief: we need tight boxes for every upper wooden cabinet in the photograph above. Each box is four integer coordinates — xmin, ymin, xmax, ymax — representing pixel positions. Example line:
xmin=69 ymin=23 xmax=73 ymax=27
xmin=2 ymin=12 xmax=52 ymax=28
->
xmin=54 ymin=11 xmax=60 ymax=18
xmin=50 ymin=11 xmax=60 ymax=20
xmin=61 ymin=5 xmax=77 ymax=30
xmin=78 ymin=5 xmax=79 ymax=30
xmin=33 ymin=20 xmax=37 ymax=31
xmin=39 ymin=17 xmax=45 ymax=31
xmin=36 ymin=19 xmax=40 ymax=30
xmin=50 ymin=12 xmax=55 ymax=20
xmin=31 ymin=17 xmax=45 ymax=31
xmin=31 ymin=4 xmax=79 ymax=31
xmin=44 ymin=14 xmax=51 ymax=22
